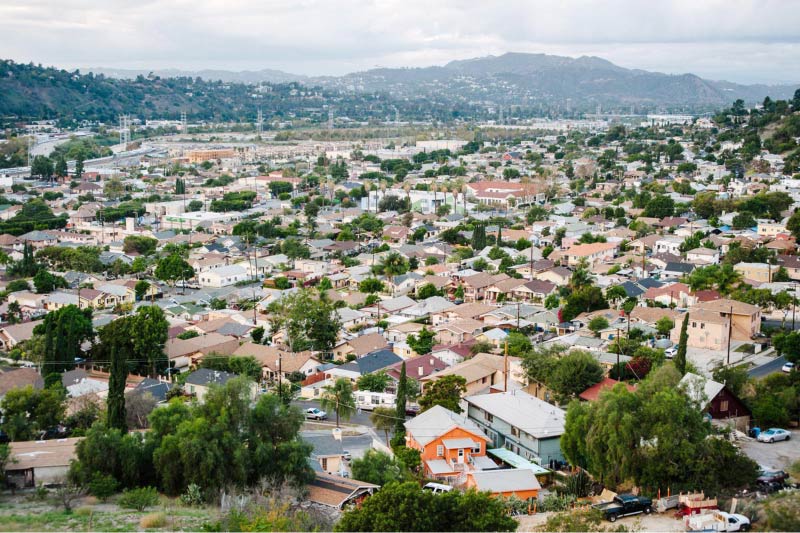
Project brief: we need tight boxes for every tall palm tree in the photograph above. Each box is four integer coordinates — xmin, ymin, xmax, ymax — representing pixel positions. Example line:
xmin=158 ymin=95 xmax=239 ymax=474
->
xmin=378 ymin=252 xmax=409 ymax=296
xmin=320 ymin=378 xmax=356 ymax=428
xmin=717 ymin=263 xmax=743 ymax=295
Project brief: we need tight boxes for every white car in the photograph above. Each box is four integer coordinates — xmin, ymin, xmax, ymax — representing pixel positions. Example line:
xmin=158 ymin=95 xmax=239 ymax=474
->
xmin=305 ymin=408 xmax=328 ymax=420
xmin=782 ymin=361 xmax=795 ymax=373
xmin=664 ymin=347 xmax=677 ymax=359
xmin=757 ymin=428 xmax=791 ymax=443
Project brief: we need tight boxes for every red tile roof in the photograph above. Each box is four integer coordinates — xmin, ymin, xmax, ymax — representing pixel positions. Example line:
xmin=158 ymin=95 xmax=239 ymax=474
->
xmin=578 ymin=378 xmax=635 ymax=402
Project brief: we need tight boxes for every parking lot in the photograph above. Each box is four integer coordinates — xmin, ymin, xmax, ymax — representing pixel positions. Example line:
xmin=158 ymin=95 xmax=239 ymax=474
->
xmin=739 ymin=429 xmax=800 ymax=472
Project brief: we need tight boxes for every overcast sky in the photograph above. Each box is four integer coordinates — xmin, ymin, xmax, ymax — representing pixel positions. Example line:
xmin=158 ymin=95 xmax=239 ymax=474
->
xmin=1 ymin=0 xmax=798 ymax=84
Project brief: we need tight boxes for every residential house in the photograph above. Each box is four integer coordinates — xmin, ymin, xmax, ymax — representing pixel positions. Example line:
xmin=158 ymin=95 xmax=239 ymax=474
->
xmin=679 ymin=372 xmax=751 ymax=432
xmin=578 ymin=378 xmax=636 ymax=402
xmin=534 ymin=266 xmax=572 ymax=287
xmin=184 ymin=368 xmax=257 ymax=402
xmin=430 ymin=343 xmax=473 ymax=367
xmin=464 ymin=469 xmax=541 ymax=500
xmin=461 ymin=272 xmax=508 ymax=302
xmin=0 ymin=367 xmax=44 ymax=401
xmin=326 ymin=349 xmax=403 ymax=384
xmin=6 ymin=438 xmax=80 ymax=488
xmin=197 ymin=264 xmax=249 ymax=288
xmin=685 ymin=247 xmax=720 ymax=265
xmin=734 ymin=262 xmax=774 ymax=283
xmin=306 ymin=472 xmax=379 ymax=509
xmin=483 ymin=278 xmax=527 ymax=303
xmin=0 ymin=320 xmax=43 ymax=350
xmin=404 ymin=405 xmax=493 ymax=480
xmin=466 ymin=390 xmax=566 ymax=468
xmin=435 ymin=318 xmax=484 ymax=345
xmin=332 ymin=332 xmax=390 ymax=361
xmin=511 ymin=280 xmax=557 ymax=303
xmin=562 ymin=242 xmax=618 ymax=268
xmin=421 ymin=352 xmax=523 ymax=396
xmin=671 ymin=299 xmax=761 ymax=350
xmin=233 ymin=343 xmax=322 ymax=380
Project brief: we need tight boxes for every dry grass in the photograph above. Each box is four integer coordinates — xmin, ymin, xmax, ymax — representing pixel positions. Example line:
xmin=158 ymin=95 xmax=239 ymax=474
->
xmin=139 ymin=512 xmax=166 ymax=529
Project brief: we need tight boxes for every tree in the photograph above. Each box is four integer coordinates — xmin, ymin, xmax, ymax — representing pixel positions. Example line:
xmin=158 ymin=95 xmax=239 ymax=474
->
xmin=268 ymin=289 xmax=341 ymax=353
xmin=656 ymin=316 xmax=675 ymax=337
xmin=642 ymin=195 xmax=675 ymax=218
xmin=787 ymin=210 xmax=800 ymax=240
xmin=562 ymin=286 xmax=608 ymax=322
xmin=104 ymin=317 xmax=135 ymax=431
xmin=393 ymin=362 xmax=408 ymax=445
xmin=588 ymin=317 xmax=610 ymax=337
xmin=418 ymin=375 xmax=466 ymax=414
xmin=155 ymin=253 xmax=194 ymax=287
xmin=0 ymin=385 xmax=66 ymax=441
xmin=351 ymin=449 xmax=406 ymax=486
xmin=31 ymin=155 xmax=54 ymax=178
xmin=732 ymin=211 xmax=756 ymax=229
xmin=75 ymin=155 xmax=84 ymax=180
xmin=54 ymin=156 xmax=68 ymax=178
xmin=675 ymin=314 xmax=688 ymax=375
xmin=357 ymin=371 xmax=391 ymax=393
xmin=416 ymin=283 xmax=441 ymax=300
xmin=374 ymin=252 xmax=409 ymax=296
xmin=35 ymin=305 xmax=93 ymax=383
xmin=103 ymin=177 xmax=126 ymax=200
xmin=134 ymin=280 xmax=150 ymax=301
xmin=320 ymin=378 xmax=356 ymax=428
xmin=334 ymin=482 xmax=517 ymax=532
xmin=407 ymin=327 xmax=436 ymax=355
xmin=773 ymin=331 xmax=800 ymax=364
xmin=548 ymin=351 xmax=604 ymax=401
xmin=123 ymin=235 xmax=157 ymax=256
xmin=359 ymin=277 xmax=385 ymax=294
xmin=471 ymin=223 xmax=487 ymax=250
xmin=33 ymin=269 xmax=67 ymax=294
xmin=369 ymin=407 xmax=396 ymax=445
xmin=132 ymin=306 xmax=169 ymax=377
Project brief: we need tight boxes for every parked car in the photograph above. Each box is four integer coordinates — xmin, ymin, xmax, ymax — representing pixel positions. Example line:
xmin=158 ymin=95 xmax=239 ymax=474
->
xmin=593 ymin=494 xmax=653 ymax=522
xmin=304 ymin=408 xmax=328 ymax=420
xmin=757 ymin=428 xmax=791 ymax=443
xmin=664 ymin=347 xmax=677 ymax=359
xmin=342 ymin=450 xmax=352 ymax=461
xmin=422 ymin=482 xmax=453 ymax=494
xmin=757 ymin=469 xmax=789 ymax=485
xmin=782 ymin=361 xmax=795 ymax=373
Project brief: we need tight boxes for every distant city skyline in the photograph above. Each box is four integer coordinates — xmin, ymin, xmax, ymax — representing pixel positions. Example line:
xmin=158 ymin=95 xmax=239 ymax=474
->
xmin=1 ymin=0 xmax=798 ymax=85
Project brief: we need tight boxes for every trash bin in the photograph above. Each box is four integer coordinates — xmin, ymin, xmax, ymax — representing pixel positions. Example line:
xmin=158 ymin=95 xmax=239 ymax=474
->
xmin=750 ymin=427 xmax=761 ymax=438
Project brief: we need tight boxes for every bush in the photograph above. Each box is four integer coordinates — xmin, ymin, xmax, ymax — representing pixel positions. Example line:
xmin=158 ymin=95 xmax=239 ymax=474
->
xmin=181 ymin=483 xmax=203 ymax=507
xmin=140 ymin=512 xmax=167 ymax=528
xmin=89 ymin=473 xmax=118 ymax=502
xmin=118 ymin=486 xmax=160 ymax=511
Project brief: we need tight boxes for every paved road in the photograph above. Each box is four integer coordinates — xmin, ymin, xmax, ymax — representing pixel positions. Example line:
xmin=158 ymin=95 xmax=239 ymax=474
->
xmin=293 ymin=399 xmax=408 ymax=440
xmin=748 ymin=355 xmax=787 ymax=378
xmin=762 ymin=319 xmax=800 ymax=331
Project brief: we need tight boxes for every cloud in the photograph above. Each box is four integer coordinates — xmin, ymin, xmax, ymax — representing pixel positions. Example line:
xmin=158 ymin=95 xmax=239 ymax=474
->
xmin=0 ymin=0 xmax=798 ymax=83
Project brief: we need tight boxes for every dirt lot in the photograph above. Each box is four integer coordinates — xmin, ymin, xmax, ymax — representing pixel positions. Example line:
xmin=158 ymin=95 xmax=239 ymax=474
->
xmin=739 ymin=430 xmax=800 ymax=472
xmin=0 ymin=493 xmax=219 ymax=532
xmin=516 ymin=510 xmax=687 ymax=532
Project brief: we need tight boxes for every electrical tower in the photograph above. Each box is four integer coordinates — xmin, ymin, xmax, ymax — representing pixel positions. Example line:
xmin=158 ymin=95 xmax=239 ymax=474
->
xmin=498 ymin=106 xmax=504 ymax=124
xmin=119 ymin=115 xmax=131 ymax=147
xmin=256 ymin=108 xmax=263 ymax=137
xmin=180 ymin=111 xmax=187 ymax=132
xmin=327 ymin=108 xmax=334 ymax=130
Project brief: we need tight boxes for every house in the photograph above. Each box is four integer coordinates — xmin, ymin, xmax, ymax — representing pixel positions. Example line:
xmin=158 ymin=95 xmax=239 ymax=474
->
xmin=686 ymin=247 xmax=720 ymax=265
xmin=578 ymin=378 xmax=636 ymax=402
xmin=333 ymin=332 xmax=389 ymax=361
xmin=232 ymin=342 xmax=321 ymax=380
xmin=434 ymin=318 xmax=484 ymax=345
xmin=165 ymin=333 xmax=240 ymax=369
xmin=197 ymin=264 xmax=249 ymax=288
xmin=671 ymin=299 xmax=761 ymax=350
xmin=304 ymin=433 xmax=366 ymax=477
xmin=431 ymin=343 xmax=473 ymax=367
xmin=461 ymin=272 xmax=508 ymax=302
xmin=404 ymin=405 xmax=493 ymax=480
xmin=421 ymin=353 xmax=523 ymax=396
xmin=184 ymin=368 xmax=257 ymax=402
xmin=483 ymin=278 xmax=527 ymax=303
xmin=511 ymin=280 xmax=557 ymax=303
xmin=386 ymin=354 xmax=448 ymax=382
xmin=534 ymin=266 xmax=572 ymax=287
xmin=306 ymin=472 xmax=380 ymax=509
xmin=464 ymin=469 xmax=541 ymax=500
xmin=466 ymin=390 xmax=566 ymax=468
xmin=5 ymin=438 xmax=81 ymax=488
xmin=0 ymin=320 xmax=43 ymax=349
xmin=562 ymin=242 xmax=617 ymax=268
xmin=679 ymin=373 xmax=751 ymax=432
xmin=0 ymin=367 xmax=44 ymax=400
xmin=778 ymin=254 xmax=800 ymax=280
xmin=661 ymin=262 xmax=695 ymax=279
xmin=326 ymin=349 xmax=403 ymax=383
xmin=733 ymin=262 xmax=774 ymax=283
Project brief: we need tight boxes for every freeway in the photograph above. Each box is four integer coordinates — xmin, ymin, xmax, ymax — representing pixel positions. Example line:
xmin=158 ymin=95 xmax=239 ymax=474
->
xmin=748 ymin=355 xmax=787 ymax=378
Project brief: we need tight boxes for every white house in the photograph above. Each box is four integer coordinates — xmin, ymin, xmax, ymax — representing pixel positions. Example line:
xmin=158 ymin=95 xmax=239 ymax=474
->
xmin=197 ymin=264 xmax=249 ymax=288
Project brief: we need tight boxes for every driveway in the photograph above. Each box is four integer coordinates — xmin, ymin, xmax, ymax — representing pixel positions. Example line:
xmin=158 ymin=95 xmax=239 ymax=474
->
xmin=739 ymin=429 xmax=800 ymax=472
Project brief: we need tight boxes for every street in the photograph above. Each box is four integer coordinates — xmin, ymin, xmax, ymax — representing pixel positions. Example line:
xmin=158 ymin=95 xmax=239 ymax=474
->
xmin=293 ymin=399 xmax=407 ymax=441
xmin=748 ymin=355 xmax=787 ymax=378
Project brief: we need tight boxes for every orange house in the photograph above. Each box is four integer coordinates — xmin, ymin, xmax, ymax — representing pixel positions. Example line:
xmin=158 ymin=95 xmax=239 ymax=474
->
xmin=404 ymin=405 xmax=493 ymax=480
xmin=464 ymin=469 xmax=541 ymax=499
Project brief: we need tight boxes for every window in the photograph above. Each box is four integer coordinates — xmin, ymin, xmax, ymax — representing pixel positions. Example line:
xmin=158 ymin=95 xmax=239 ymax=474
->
xmin=485 ymin=412 xmax=493 ymax=422
xmin=472 ymin=444 xmax=481 ymax=454
xmin=720 ymin=400 xmax=729 ymax=412
xmin=436 ymin=445 xmax=444 ymax=457
xmin=692 ymin=322 xmax=697 ymax=328
xmin=701 ymin=323 xmax=705 ymax=329
xmin=511 ymin=427 xmax=520 ymax=438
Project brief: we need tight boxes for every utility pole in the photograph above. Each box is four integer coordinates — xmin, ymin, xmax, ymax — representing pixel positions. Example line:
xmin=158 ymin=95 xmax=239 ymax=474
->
xmin=726 ymin=305 xmax=733 ymax=366
xmin=503 ymin=341 xmax=508 ymax=392
xmin=616 ymin=328 xmax=621 ymax=378
xmin=793 ymin=282 xmax=797 ymax=331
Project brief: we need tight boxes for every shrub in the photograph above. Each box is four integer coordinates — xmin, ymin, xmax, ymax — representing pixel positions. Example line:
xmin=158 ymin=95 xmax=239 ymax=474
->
xmin=75 ymin=506 xmax=94 ymax=517
xmin=89 ymin=473 xmax=118 ymax=502
xmin=181 ymin=483 xmax=204 ymax=507
xmin=140 ymin=512 xmax=167 ymax=528
xmin=119 ymin=486 xmax=160 ymax=511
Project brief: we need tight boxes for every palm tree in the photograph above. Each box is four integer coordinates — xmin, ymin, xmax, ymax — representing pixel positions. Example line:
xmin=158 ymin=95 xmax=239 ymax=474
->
xmin=320 ymin=378 xmax=356 ymax=428
xmin=717 ymin=263 xmax=743 ymax=295
xmin=363 ymin=181 xmax=371 ymax=213
xmin=370 ymin=406 xmax=396 ymax=445
xmin=377 ymin=252 xmax=409 ymax=296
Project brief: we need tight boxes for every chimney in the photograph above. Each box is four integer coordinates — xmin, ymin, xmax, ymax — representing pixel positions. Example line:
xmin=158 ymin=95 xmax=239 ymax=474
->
xmin=418 ymin=366 xmax=423 ymax=377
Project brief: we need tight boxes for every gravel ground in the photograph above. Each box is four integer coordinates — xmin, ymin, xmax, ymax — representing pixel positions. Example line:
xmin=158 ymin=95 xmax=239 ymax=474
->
xmin=515 ymin=510 xmax=686 ymax=532
xmin=739 ymin=430 xmax=800 ymax=472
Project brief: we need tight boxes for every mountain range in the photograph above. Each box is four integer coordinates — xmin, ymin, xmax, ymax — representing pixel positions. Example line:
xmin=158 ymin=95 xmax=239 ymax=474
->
xmin=85 ymin=52 xmax=799 ymax=110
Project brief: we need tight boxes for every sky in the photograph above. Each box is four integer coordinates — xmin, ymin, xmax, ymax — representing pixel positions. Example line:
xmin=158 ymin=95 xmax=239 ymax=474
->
xmin=1 ymin=0 xmax=799 ymax=84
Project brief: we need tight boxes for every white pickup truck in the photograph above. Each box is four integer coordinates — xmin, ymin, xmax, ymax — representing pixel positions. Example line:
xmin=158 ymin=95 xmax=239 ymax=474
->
xmin=686 ymin=511 xmax=750 ymax=532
